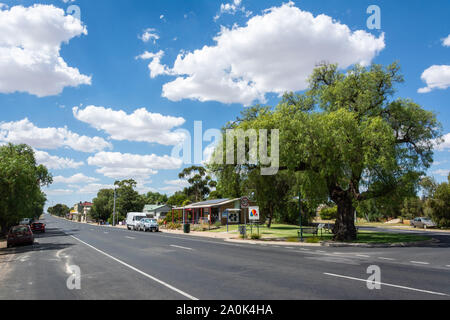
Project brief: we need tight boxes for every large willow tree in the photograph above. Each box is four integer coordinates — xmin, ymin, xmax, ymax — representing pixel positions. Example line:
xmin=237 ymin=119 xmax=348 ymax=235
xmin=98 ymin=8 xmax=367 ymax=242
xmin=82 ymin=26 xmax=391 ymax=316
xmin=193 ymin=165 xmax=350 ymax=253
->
xmin=214 ymin=63 xmax=441 ymax=241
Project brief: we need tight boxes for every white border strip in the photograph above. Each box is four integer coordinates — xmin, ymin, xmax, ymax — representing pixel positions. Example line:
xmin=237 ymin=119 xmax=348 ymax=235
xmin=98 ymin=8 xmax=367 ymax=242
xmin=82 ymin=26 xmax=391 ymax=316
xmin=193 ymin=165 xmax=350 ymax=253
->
xmin=324 ymin=272 xmax=448 ymax=296
xmin=70 ymin=235 xmax=198 ymax=300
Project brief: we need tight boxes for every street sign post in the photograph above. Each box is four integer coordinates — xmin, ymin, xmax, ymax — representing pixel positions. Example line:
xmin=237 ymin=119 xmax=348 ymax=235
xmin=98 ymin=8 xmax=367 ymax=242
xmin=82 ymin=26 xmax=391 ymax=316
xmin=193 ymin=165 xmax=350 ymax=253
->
xmin=241 ymin=197 xmax=249 ymax=209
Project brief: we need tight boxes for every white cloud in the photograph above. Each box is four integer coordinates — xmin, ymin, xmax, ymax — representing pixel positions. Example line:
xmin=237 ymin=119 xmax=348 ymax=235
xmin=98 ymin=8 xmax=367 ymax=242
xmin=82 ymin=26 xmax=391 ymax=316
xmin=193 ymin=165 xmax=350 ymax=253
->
xmin=77 ymin=183 xmax=114 ymax=195
xmin=87 ymin=152 xmax=182 ymax=181
xmin=214 ymin=0 xmax=252 ymax=21
xmin=432 ymin=169 xmax=450 ymax=177
xmin=73 ymin=105 xmax=186 ymax=146
xmin=53 ymin=173 xmax=99 ymax=184
xmin=139 ymin=28 xmax=159 ymax=43
xmin=443 ymin=34 xmax=450 ymax=47
xmin=147 ymin=2 xmax=384 ymax=105
xmin=45 ymin=188 xmax=74 ymax=196
xmin=164 ymin=179 xmax=190 ymax=188
xmin=34 ymin=150 xmax=84 ymax=169
xmin=0 ymin=4 xmax=91 ymax=97
xmin=0 ymin=118 xmax=112 ymax=153
xmin=435 ymin=133 xmax=450 ymax=151
xmin=136 ymin=50 xmax=174 ymax=78
xmin=418 ymin=65 xmax=450 ymax=93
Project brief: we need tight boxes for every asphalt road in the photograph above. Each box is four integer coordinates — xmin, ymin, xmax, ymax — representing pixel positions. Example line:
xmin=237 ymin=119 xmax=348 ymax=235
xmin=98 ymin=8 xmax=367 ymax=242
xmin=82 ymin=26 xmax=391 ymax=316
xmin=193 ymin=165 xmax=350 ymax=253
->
xmin=0 ymin=214 xmax=449 ymax=300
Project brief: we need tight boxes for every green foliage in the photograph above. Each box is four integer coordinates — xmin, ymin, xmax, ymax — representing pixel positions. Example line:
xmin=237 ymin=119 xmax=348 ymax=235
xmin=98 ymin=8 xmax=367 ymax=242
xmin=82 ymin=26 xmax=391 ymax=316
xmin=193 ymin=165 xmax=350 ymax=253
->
xmin=167 ymin=191 xmax=189 ymax=207
xmin=114 ymin=179 xmax=145 ymax=220
xmin=0 ymin=144 xmax=52 ymax=234
xmin=250 ymin=233 xmax=261 ymax=240
xmin=428 ymin=176 xmax=450 ymax=228
xmin=91 ymin=189 xmax=114 ymax=222
xmin=179 ymin=166 xmax=217 ymax=202
xmin=320 ymin=207 xmax=337 ymax=220
xmin=211 ymin=62 xmax=441 ymax=241
xmin=48 ymin=204 xmax=70 ymax=218
xmin=400 ymin=197 xmax=424 ymax=220
xmin=165 ymin=222 xmax=182 ymax=230
xmin=143 ymin=191 xmax=168 ymax=205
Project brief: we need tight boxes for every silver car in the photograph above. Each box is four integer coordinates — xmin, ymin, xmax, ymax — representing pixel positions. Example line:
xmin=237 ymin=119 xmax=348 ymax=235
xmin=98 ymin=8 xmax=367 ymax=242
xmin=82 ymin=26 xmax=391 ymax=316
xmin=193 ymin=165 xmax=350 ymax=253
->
xmin=410 ymin=217 xmax=437 ymax=229
xmin=138 ymin=218 xmax=159 ymax=232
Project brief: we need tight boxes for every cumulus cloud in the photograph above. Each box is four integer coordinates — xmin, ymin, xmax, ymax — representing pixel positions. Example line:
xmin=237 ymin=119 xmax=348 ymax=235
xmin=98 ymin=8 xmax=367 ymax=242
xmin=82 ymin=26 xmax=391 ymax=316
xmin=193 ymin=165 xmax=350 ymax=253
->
xmin=139 ymin=28 xmax=159 ymax=43
xmin=418 ymin=65 xmax=450 ymax=93
xmin=136 ymin=50 xmax=174 ymax=78
xmin=87 ymin=151 xmax=182 ymax=181
xmin=73 ymin=105 xmax=186 ymax=146
xmin=432 ymin=169 xmax=450 ymax=177
xmin=0 ymin=118 xmax=112 ymax=152
xmin=435 ymin=133 xmax=450 ymax=151
xmin=214 ymin=0 xmax=252 ymax=21
xmin=0 ymin=4 xmax=91 ymax=97
xmin=145 ymin=2 xmax=385 ymax=105
xmin=34 ymin=150 xmax=84 ymax=169
xmin=443 ymin=34 xmax=450 ymax=47
xmin=53 ymin=173 xmax=99 ymax=184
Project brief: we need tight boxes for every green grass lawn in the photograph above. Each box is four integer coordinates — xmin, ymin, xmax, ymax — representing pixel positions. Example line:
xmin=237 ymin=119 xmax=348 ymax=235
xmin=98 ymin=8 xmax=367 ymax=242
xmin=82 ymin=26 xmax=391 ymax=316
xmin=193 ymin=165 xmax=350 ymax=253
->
xmin=211 ymin=223 xmax=431 ymax=244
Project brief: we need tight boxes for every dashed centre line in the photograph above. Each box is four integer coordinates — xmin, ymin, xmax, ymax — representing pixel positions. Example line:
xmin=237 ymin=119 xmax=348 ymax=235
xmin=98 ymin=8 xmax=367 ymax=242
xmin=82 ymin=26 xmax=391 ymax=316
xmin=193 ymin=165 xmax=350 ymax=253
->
xmin=410 ymin=261 xmax=430 ymax=265
xmin=378 ymin=257 xmax=396 ymax=261
xmin=170 ymin=245 xmax=194 ymax=251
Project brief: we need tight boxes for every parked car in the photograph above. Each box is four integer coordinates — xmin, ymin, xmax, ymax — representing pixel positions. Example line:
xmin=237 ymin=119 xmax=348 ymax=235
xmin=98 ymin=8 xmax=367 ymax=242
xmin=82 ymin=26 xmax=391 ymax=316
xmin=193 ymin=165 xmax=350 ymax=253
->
xmin=31 ymin=222 xmax=46 ymax=233
xmin=19 ymin=218 xmax=32 ymax=225
xmin=126 ymin=212 xmax=147 ymax=231
xmin=7 ymin=225 xmax=34 ymax=248
xmin=410 ymin=217 xmax=437 ymax=229
xmin=138 ymin=218 xmax=159 ymax=232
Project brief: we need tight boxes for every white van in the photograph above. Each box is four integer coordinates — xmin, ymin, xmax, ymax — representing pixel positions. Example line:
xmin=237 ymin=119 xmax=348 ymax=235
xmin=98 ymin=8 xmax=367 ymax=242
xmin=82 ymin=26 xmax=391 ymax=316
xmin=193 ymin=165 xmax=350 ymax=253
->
xmin=126 ymin=212 xmax=147 ymax=231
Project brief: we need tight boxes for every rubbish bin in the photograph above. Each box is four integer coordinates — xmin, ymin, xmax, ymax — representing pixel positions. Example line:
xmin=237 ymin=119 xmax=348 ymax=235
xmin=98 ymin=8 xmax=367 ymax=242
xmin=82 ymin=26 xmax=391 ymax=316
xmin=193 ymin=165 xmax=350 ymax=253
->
xmin=183 ymin=224 xmax=190 ymax=234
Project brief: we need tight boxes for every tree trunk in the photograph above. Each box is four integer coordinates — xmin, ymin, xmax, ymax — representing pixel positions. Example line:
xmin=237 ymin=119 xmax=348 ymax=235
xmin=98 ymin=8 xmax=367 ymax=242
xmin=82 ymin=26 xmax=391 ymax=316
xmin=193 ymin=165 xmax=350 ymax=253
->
xmin=332 ymin=192 xmax=357 ymax=241
xmin=0 ymin=222 xmax=8 ymax=237
xmin=267 ymin=206 xmax=274 ymax=228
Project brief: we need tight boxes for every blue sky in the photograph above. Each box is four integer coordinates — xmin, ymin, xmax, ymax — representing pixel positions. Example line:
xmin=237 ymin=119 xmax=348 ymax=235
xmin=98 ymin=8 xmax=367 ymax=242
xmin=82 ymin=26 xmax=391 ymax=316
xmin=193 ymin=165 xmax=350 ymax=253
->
xmin=0 ymin=0 xmax=449 ymax=209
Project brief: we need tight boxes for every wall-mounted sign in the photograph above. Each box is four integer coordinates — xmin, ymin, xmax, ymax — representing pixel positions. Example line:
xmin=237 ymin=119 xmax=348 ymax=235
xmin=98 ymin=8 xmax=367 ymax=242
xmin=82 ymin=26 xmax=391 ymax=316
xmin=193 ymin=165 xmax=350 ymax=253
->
xmin=249 ymin=206 xmax=260 ymax=221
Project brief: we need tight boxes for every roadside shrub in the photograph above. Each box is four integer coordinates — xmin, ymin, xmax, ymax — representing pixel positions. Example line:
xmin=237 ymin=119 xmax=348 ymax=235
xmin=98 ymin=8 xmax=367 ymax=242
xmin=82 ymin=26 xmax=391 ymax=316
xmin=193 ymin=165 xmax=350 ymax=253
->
xmin=305 ymin=237 xmax=320 ymax=243
xmin=166 ymin=222 xmax=182 ymax=230
xmin=320 ymin=207 xmax=337 ymax=220
xmin=250 ymin=233 xmax=261 ymax=240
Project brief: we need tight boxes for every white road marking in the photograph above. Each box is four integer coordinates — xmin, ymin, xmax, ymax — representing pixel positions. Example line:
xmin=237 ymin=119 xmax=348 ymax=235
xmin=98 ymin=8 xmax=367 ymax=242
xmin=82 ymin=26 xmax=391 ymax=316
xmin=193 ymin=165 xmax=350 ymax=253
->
xmin=299 ymin=248 xmax=310 ymax=251
xmin=410 ymin=261 xmax=430 ymax=265
xmin=285 ymin=247 xmax=294 ymax=249
xmin=378 ymin=257 xmax=396 ymax=261
xmin=125 ymin=236 xmax=136 ymax=240
xmin=446 ymin=265 xmax=450 ymax=268
xmin=70 ymin=236 xmax=198 ymax=300
xmin=316 ymin=250 xmax=326 ymax=253
xmin=356 ymin=254 xmax=370 ymax=258
xmin=104 ymin=232 xmax=109 ymax=234
xmin=324 ymin=273 xmax=448 ymax=296
xmin=170 ymin=245 xmax=193 ymax=251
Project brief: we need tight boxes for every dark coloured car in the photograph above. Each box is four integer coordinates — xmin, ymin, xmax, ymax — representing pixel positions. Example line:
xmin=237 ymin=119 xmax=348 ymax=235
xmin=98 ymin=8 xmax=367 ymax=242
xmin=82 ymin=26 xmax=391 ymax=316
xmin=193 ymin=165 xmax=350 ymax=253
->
xmin=7 ymin=225 xmax=34 ymax=248
xmin=31 ymin=222 xmax=46 ymax=233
